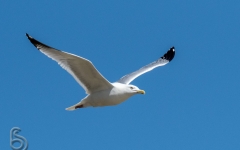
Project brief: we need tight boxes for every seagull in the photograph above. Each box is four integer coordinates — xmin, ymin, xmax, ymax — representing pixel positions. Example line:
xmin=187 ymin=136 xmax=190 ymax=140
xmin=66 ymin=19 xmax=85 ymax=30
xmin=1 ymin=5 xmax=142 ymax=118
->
xmin=26 ymin=33 xmax=175 ymax=110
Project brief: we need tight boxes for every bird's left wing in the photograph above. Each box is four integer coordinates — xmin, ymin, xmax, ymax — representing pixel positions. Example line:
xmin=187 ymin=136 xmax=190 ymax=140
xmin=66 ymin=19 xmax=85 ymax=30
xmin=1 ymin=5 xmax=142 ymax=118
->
xmin=117 ymin=47 xmax=175 ymax=84
xmin=26 ymin=33 xmax=113 ymax=94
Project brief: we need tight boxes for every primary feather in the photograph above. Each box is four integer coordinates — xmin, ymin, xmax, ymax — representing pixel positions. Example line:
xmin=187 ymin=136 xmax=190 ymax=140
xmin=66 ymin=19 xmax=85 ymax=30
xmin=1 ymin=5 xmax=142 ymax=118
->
xmin=117 ymin=47 xmax=175 ymax=84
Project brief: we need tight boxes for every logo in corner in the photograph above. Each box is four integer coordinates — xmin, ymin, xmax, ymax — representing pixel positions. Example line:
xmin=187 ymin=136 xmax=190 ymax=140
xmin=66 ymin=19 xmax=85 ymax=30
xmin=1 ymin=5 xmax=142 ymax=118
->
xmin=10 ymin=127 xmax=28 ymax=150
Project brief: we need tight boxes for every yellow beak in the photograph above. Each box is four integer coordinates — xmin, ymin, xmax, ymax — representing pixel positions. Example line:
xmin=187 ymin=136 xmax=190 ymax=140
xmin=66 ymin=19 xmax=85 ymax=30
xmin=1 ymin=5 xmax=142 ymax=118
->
xmin=137 ymin=90 xmax=145 ymax=94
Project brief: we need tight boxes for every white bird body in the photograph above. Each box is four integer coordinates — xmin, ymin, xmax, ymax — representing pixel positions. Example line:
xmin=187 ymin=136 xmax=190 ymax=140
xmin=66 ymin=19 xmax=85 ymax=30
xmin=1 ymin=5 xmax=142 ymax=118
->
xmin=67 ymin=83 xmax=143 ymax=110
xmin=26 ymin=33 xmax=175 ymax=110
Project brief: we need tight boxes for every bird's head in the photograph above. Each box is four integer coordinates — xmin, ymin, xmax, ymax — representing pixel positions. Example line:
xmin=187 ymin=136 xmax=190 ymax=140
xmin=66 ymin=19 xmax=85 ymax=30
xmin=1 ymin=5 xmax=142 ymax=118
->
xmin=112 ymin=82 xmax=145 ymax=96
xmin=126 ymin=84 xmax=145 ymax=95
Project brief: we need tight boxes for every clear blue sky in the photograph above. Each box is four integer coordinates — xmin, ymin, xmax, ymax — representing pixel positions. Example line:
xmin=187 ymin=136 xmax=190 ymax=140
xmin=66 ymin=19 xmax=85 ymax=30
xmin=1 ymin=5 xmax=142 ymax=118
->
xmin=1 ymin=1 xmax=240 ymax=149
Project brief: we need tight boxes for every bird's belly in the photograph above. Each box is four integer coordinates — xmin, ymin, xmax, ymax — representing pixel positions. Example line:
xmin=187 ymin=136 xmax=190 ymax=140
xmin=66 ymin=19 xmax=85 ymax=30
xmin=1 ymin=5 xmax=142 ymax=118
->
xmin=92 ymin=95 xmax=125 ymax=107
xmin=88 ymin=90 xmax=131 ymax=107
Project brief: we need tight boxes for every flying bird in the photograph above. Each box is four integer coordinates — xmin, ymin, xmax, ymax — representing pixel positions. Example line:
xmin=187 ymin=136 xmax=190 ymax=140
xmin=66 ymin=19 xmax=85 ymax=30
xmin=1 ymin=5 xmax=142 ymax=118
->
xmin=26 ymin=33 xmax=175 ymax=110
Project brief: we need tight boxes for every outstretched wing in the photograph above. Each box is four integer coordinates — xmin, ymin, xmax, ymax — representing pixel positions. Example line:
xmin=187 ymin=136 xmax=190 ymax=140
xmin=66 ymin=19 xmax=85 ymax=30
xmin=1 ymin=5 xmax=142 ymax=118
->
xmin=117 ymin=47 xmax=175 ymax=84
xmin=26 ymin=33 xmax=113 ymax=94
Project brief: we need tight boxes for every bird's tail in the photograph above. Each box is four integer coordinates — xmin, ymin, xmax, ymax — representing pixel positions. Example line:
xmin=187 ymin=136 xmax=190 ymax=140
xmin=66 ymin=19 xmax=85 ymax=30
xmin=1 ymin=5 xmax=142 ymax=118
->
xmin=65 ymin=101 xmax=85 ymax=111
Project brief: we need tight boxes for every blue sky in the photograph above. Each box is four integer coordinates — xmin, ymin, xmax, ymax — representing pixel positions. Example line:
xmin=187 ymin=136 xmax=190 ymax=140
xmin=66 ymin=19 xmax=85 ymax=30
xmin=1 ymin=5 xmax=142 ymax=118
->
xmin=1 ymin=1 xmax=240 ymax=149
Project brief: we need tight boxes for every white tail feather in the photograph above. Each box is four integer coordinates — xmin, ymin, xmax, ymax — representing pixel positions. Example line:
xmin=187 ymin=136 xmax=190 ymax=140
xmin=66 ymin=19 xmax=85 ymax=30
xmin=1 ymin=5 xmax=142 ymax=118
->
xmin=65 ymin=101 xmax=85 ymax=111
xmin=65 ymin=105 xmax=76 ymax=111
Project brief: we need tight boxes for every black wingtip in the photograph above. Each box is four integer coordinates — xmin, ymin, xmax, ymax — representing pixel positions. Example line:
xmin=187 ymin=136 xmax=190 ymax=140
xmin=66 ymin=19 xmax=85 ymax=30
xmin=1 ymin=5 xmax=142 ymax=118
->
xmin=26 ymin=33 xmax=56 ymax=50
xmin=25 ymin=33 xmax=39 ymax=48
xmin=161 ymin=46 xmax=175 ymax=62
xmin=26 ymin=33 xmax=34 ymax=41
xmin=26 ymin=33 xmax=31 ymax=38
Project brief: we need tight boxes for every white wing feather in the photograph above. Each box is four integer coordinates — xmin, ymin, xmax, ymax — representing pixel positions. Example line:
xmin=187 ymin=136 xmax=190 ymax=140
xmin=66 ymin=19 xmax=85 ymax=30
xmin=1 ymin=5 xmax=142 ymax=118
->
xmin=117 ymin=47 xmax=175 ymax=84
xmin=26 ymin=34 xmax=113 ymax=94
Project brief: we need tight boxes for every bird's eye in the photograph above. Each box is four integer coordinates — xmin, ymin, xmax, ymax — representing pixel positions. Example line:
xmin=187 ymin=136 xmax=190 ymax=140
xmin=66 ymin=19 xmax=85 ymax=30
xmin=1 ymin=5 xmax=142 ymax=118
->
xmin=130 ymin=87 xmax=134 ymax=89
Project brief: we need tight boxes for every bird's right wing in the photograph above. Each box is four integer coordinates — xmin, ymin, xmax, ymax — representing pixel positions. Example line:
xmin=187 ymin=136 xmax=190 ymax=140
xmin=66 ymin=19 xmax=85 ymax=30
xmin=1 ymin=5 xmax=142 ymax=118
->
xmin=26 ymin=33 xmax=113 ymax=94
xmin=117 ymin=47 xmax=175 ymax=84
